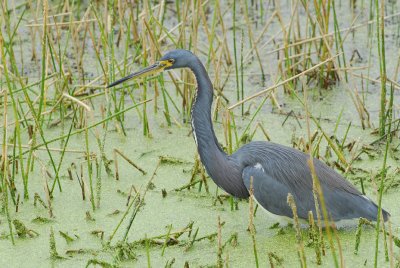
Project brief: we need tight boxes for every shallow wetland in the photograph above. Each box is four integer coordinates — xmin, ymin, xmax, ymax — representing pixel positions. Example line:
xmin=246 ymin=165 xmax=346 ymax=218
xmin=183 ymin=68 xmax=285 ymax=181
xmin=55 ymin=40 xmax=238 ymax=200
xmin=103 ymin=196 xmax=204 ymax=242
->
xmin=0 ymin=0 xmax=400 ymax=267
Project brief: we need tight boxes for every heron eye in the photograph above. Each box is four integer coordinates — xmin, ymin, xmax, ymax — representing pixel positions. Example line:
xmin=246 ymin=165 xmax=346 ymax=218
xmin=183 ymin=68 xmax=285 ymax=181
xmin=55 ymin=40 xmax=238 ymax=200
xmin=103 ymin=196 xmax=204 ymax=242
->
xmin=168 ymin=59 xmax=175 ymax=64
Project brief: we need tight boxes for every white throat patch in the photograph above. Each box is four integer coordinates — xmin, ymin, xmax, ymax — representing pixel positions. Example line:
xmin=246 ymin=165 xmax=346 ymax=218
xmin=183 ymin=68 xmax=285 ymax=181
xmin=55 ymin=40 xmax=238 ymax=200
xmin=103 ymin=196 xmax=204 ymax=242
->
xmin=191 ymin=117 xmax=198 ymax=146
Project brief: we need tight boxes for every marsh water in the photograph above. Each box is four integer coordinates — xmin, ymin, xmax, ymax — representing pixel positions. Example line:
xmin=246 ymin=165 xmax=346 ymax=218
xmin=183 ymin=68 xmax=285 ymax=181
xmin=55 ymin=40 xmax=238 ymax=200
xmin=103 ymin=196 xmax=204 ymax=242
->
xmin=1 ymin=1 xmax=400 ymax=267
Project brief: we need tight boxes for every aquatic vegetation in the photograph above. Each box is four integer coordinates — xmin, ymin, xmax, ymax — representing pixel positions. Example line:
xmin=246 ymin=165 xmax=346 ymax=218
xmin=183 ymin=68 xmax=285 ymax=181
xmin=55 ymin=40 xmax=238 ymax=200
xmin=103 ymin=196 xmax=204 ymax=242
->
xmin=0 ymin=0 xmax=399 ymax=267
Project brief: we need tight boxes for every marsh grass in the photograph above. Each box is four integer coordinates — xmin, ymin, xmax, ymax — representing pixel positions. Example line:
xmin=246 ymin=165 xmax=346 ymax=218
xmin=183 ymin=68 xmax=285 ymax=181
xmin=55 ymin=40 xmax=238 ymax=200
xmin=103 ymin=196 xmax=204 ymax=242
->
xmin=0 ymin=0 xmax=399 ymax=266
xmin=248 ymin=177 xmax=259 ymax=268
xmin=287 ymin=193 xmax=307 ymax=267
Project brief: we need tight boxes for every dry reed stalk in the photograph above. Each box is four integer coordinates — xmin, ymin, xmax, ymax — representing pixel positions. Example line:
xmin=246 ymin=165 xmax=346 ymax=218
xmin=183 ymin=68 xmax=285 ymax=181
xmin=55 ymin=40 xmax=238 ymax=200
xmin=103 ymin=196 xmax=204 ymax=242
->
xmin=229 ymin=53 xmax=342 ymax=110
xmin=287 ymin=193 xmax=307 ymax=268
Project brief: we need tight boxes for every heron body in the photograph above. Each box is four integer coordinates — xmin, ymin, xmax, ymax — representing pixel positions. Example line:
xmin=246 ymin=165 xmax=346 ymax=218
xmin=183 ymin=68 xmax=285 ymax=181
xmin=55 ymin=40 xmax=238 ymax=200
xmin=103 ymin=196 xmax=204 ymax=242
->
xmin=108 ymin=49 xmax=389 ymax=222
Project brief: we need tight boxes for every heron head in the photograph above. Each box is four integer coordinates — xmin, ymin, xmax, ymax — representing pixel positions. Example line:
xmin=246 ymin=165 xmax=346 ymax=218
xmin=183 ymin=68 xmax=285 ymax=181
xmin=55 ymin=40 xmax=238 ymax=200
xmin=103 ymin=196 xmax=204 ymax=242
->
xmin=159 ymin=49 xmax=195 ymax=70
xmin=107 ymin=49 xmax=194 ymax=88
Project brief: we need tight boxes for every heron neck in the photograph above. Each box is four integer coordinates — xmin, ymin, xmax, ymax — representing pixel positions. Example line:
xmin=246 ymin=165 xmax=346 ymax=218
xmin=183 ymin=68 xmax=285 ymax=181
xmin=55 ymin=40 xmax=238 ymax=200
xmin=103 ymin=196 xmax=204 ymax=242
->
xmin=187 ymin=57 xmax=249 ymax=199
xmin=188 ymin=59 xmax=227 ymax=169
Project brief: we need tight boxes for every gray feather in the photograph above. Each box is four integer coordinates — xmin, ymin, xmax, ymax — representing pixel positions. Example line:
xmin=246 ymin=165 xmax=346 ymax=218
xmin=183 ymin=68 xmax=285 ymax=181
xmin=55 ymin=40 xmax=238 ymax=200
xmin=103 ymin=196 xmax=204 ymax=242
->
xmin=237 ymin=141 xmax=389 ymax=221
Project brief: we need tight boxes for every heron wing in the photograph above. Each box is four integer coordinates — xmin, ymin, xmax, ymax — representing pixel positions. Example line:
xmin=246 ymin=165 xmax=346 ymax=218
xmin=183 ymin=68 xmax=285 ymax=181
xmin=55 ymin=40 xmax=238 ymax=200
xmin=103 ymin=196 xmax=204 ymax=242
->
xmin=242 ymin=165 xmax=295 ymax=218
xmin=238 ymin=141 xmax=386 ymax=221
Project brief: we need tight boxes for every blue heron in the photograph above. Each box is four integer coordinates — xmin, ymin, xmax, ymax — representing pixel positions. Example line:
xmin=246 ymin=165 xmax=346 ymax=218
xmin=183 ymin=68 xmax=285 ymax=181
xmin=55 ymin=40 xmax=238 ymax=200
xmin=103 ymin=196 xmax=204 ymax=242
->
xmin=108 ymin=49 xmax=389 ymax=223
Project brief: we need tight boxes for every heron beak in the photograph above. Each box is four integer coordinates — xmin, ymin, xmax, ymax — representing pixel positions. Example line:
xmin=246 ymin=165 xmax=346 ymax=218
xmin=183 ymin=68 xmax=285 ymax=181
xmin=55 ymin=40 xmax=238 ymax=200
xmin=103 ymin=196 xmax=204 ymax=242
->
xmin=107 ymin=60 xmax=173 ymax=88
